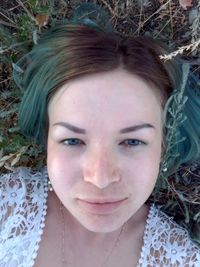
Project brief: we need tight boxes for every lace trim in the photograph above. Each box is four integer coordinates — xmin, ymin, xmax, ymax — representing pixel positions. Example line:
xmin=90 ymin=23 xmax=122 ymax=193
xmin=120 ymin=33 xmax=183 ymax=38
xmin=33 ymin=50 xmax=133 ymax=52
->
xmin=136 ymin=203 xmax=154 ymax=266
xmin=0 ymin=167 xmax=49 ymax=267
xmin=137 ymin=204 xmax=200 ymax=266
xmin=29 ymin=168 xmax=49 ymax=267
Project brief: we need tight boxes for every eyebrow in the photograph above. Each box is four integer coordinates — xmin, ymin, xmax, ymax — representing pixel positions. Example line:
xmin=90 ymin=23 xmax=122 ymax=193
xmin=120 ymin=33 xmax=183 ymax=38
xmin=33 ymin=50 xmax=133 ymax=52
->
xmin=52 ymin=122 xmax=155 ymax=134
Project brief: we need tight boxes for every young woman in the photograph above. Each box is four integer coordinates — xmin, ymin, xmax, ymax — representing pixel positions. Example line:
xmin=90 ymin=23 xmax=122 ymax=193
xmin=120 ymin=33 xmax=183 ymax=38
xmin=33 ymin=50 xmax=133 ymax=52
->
xmin=0 ymin=7 xmax=200 ymax=267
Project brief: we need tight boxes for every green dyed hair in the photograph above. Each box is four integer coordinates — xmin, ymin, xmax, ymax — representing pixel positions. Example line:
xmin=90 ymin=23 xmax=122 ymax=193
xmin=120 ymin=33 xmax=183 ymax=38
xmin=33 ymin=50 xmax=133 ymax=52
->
xmin=13 ymin=3 xmax=200 ymax=176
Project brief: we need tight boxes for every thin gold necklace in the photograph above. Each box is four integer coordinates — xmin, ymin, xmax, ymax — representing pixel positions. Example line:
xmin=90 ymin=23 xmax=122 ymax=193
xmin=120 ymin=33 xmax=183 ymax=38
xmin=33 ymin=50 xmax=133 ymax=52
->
xmin=59 ymin=201 xmax=127 ymax=267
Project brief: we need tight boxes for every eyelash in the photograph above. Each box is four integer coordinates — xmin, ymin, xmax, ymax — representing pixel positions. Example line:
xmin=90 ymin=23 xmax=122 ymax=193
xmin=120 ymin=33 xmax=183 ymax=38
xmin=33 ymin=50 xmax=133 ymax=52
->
xmin=60 ymin=138 xmax=146 ymax=148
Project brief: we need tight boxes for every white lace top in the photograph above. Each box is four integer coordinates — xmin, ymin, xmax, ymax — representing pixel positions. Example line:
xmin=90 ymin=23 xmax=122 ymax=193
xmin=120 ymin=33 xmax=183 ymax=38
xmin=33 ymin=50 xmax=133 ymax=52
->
xmin=0 ymin=167 xmax=200 ymax=267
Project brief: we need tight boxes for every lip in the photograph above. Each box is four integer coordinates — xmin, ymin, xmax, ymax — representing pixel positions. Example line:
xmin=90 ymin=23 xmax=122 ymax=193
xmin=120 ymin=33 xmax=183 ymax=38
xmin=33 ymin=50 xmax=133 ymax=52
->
xmin=79 ymin=198 xmax=126 ymax=204
xmin=77 ymin=198 xmax=128 ymax=214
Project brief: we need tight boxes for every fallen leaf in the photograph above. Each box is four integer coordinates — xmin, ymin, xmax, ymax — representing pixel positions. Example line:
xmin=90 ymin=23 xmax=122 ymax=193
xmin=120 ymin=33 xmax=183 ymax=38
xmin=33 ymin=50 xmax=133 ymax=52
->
xmin=179 ymin=0 xmax=193 ymax=10
xmin=0 ymin=154 xmax=14 ymax=162
xmin=11 ymin=154 xmax=21 ymax=167
xmin=36 ymin=14 xmax=49 ymax=27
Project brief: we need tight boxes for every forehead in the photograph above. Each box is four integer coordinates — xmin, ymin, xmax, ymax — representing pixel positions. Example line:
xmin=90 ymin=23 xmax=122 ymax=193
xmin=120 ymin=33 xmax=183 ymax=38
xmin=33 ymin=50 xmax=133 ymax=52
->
xmin=48 ymin=69 xmax=163 ymax=128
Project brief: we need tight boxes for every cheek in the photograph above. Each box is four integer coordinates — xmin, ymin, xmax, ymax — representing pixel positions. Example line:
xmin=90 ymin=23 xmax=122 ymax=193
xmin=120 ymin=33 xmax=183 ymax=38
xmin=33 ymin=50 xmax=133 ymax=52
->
xmin=47 ymin=142 xmax=75 ymax=188
xmin=127 ymin=145 xmax=161 ymax=186
xmin=47 ymin=155 xmax=77 ymax=199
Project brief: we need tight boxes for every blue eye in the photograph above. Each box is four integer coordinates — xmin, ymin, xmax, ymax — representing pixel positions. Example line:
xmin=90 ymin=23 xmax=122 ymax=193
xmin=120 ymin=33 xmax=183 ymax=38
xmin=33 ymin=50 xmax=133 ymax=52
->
xmin=61 ymin=139 xmax=145 ymax=147
xmin=122 ymin=139 xmax=145 ymax=147
xmin=62 ymin=138 xmax=84 ymax=146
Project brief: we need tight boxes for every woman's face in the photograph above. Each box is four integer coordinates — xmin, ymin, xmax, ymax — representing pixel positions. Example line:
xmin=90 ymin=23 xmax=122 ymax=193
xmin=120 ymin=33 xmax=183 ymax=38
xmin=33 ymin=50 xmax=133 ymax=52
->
xmin=47 ymin=68 xmax=163 ymax=233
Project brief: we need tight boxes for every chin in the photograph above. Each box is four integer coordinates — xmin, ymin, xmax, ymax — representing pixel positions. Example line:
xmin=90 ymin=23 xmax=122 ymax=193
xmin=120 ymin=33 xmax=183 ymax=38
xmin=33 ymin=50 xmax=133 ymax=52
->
xmin=75 ymin=208 xmax=126 ymax=233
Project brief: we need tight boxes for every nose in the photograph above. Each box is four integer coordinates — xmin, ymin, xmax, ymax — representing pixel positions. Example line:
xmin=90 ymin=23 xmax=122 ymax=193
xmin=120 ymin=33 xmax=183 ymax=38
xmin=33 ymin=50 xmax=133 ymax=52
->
xmin=83 ymin=146 xmax=121 ymax=189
